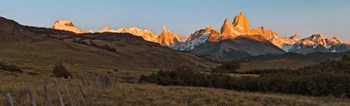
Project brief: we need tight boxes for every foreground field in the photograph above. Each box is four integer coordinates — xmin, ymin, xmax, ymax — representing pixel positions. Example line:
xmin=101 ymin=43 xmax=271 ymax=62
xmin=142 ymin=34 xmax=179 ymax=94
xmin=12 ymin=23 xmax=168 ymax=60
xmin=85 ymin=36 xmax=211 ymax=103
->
xmin=1 ymin=77 xmax=349 ymax=106
xmin=96 ymin=83 xmax=350 ymax=106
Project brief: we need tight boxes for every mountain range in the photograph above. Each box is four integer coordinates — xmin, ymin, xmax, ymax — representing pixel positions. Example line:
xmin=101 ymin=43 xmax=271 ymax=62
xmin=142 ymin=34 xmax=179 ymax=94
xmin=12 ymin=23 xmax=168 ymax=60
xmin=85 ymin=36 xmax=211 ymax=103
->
xmin=52 ymin=20 xmax=181 ymax=47
xmin=0 ymin=16 xmax=217 ymax=71
xmin=51 ymin=12 xmax=350 ymax=61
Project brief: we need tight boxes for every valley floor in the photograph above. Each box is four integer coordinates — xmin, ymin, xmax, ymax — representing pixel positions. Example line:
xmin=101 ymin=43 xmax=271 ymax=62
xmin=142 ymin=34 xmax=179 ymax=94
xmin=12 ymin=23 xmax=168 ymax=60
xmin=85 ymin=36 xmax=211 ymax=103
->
xmin=0 ymin=59 xmax=349 ymax=106
xmin=96 ymin=83 xmax=350 ymax=106
xmin=0 ymin=72 xmax=350 ymax=106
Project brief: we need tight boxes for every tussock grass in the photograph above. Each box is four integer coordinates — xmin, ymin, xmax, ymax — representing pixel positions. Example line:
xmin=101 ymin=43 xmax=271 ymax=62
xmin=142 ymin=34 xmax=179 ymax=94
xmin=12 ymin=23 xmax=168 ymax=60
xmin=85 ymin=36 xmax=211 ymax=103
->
xmin=0 ymin=73 xmax=349 ymax=105
xmin=96 ymin=83 xmax=350 ymax=106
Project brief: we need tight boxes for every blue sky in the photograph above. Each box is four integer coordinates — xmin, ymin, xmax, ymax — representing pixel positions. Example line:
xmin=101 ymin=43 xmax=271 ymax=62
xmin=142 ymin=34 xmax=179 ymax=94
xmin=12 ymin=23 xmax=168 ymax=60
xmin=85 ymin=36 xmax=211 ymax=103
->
xmin=0 ymin=0 xmax=349 ymax=42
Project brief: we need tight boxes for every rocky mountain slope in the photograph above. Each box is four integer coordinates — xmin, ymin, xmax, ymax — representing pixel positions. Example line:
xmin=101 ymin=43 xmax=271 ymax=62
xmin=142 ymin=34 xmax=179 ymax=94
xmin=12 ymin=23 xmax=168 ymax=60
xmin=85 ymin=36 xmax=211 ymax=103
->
xmin=175 ymin=13 xmax=285 ymax=60
xmin=175 ymin=12 xmax=350 ymax=59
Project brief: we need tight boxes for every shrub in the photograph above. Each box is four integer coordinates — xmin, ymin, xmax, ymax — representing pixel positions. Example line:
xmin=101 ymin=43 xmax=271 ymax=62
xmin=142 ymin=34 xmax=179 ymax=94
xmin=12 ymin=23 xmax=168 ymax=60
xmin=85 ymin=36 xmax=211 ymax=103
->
xmin=72 ymin=38 xmax=89 ymax=45
xmin=52 ymin=63 xmax=71 ymax=78
xmin=0 ymin=62 xmax=23 ymax=72
xmin=27 ymin=72 xmax=39 ymax=76
xmin=114 ymin=69 xmax=119 ymax=72
xmin=100 ymin=44 xmax=116 ymax=52
xmin=140 ymin=56 xmax=350 ymax=98
xmin=89 ymin=41 xmax=116 ymax=52
xmin=212 ymin=61 xmax=241 ymax=73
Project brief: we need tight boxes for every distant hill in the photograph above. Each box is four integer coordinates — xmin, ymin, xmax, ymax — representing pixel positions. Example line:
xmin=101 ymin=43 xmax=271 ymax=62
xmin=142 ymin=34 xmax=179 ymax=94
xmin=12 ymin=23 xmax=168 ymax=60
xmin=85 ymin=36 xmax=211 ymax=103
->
xmin=237 ymin=52 xmax=348 ymax=71
xmin=0 ymin=16 xmax=218 ymax=71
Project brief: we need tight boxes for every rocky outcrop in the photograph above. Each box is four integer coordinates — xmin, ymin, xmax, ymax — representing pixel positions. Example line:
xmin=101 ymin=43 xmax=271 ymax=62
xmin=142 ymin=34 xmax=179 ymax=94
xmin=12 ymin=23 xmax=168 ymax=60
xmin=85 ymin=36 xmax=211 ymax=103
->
xmin=52 ymin=20 xmax=85 ymax=33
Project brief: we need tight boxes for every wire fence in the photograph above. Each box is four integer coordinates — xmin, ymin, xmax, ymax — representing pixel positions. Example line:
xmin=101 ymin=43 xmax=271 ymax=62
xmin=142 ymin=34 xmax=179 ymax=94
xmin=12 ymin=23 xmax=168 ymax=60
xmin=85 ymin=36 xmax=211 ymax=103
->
xmin=2 ymin=73 xmax=117 ymax=106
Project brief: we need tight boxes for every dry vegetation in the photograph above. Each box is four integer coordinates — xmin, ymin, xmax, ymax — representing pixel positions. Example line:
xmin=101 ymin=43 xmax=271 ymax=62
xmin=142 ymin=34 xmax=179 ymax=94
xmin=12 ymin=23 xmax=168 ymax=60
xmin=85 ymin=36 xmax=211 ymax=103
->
xmin=99 ymin=83 xmax=350 ymax=106
xmin=1 ymin=67 xmax=350 ymax=106
xmin=1 ymin=75 xmax=349 ymax=106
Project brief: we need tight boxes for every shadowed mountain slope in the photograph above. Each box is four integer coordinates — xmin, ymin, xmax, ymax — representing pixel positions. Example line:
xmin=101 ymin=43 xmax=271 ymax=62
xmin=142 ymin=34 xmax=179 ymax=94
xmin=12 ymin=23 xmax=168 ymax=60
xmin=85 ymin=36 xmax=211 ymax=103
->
xmin=0 ymin=16 xmax=218 ymax=71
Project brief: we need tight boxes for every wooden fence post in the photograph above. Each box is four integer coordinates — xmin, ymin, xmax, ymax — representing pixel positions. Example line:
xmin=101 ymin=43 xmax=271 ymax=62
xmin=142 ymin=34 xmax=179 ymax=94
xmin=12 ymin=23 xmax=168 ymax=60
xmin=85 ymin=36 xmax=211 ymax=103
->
xmin=5 ymin=92 xmax=14 ymax=106
xmin=62 ymin=78 xmax=74 ymax=106
xmin=109 ymin=76 xmax=117 ymax=86
xmin=82 ymin=74 xmax=88 ymax=86
xmin=43 ymin=83 xmax=53 ymax=106
xmin=29 ymin=86 xmax=37 ymax=106
xmin=75 ymin=80 xmax=87 ymax=106
xmin=94 ymin=74 xmax=99 ymax=87
xmin=54 ymin=79 xmax=65 ymax=106
xmin=68 ymin=77 xmax=80 ymax=106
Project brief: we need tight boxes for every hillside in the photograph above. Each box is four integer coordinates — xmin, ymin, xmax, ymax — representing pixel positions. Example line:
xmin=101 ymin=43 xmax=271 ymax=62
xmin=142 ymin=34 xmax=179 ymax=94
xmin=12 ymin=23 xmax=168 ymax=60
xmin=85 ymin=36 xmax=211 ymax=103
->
xmin=0 ymin=16 xmax=218 ymax=72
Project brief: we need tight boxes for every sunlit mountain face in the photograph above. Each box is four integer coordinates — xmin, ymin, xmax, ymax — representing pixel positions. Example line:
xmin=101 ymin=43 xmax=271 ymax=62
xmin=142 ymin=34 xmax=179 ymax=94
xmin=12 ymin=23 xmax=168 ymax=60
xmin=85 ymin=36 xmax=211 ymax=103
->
xmin=52 ymin=12 xmax=350 ymax=61
xmin=52 ymin=20 xmax=181 ymax=47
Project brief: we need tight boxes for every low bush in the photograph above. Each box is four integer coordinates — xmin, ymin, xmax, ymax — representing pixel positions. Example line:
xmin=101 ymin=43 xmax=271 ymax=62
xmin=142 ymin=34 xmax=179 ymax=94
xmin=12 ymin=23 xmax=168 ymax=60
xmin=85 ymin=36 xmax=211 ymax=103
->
xmin=140 ymin=56 xmax=350 ymax=98
xmin=52 ymin=63 xmax=71 ymax=78
xmin=212 ymin=61 xmax=240 ymax=73
xmin=27 ymin=72 xmax=39 ymax=76
xmin=0 ymin=62 xmax=23 ymax=72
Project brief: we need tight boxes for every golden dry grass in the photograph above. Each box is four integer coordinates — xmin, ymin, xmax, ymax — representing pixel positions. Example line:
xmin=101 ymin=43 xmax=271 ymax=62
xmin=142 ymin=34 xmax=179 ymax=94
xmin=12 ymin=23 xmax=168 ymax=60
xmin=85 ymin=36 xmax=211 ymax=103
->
xmin=0 ymin=70 xmax=350 ymax=106
xmin=94 ymin=83 xmax=350 ymax=106
xmin=0 ymin=72 xmax=350 ymax=106
xmin=0 ymin=55 xmax=348 ymax=106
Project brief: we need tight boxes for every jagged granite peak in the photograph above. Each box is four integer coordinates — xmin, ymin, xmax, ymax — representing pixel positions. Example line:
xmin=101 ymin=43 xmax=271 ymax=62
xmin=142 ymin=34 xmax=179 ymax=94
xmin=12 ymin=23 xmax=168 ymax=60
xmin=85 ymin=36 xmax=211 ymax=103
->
xmin=180 ymin=12 xmax=284 ymax=53
xmin=331 ymin=37 xmax=341 ymax=44
xmin=232 ymin=12 xmax=251 ymax=34
xmin=290 ymin=34 xmax=301 ymax=40
xmin=217 ymin=13 xmax=282 ymax=47
xmin=158 ymin=25 xmax=180 ymax=46
xmin=251 ymin=26 xmax=278 ymax=40
xmin=52 ymin=20 xmax=85 ymax=33
xmin=221 ymin=18 xmax=237 ymax=39
xmin=163 ymin=25 xmax=168 ymax=32
xmin=205 ymin=26 xmax=215 ymax=33
xmin=208 ymin=29 xmax=222 ymax=43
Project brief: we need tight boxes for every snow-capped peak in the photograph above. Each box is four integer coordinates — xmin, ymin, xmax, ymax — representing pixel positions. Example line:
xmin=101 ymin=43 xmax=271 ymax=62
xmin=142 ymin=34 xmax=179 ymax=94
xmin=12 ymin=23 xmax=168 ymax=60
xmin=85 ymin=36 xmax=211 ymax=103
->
xmin=288 ymin=34 xmax=346 ymax=54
